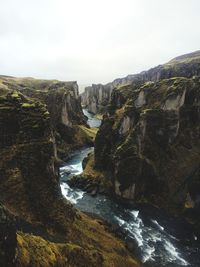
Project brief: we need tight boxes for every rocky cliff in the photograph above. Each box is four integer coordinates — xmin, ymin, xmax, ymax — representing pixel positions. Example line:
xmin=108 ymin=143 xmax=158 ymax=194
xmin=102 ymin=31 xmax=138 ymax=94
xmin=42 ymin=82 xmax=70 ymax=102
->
xmin=0 ymin=84 xmax=140 ymax=266
xmin=82 ymin=51 xmax=200 ymax=229
xmin=0 ymin=76 xmax=93 ymax=160
xmin=81 ymin=50 xmax=200 ymax=114
xmin=81 ymin=83 xmax=113 ymax=114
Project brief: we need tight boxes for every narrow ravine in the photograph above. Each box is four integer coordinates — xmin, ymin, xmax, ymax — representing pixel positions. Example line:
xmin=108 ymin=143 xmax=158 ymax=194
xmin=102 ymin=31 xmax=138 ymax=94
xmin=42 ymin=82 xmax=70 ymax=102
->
xmin=60 ymin=109 xmax=200 ymax=267
xmin=82 ymin=109 xmax=102 ymax=128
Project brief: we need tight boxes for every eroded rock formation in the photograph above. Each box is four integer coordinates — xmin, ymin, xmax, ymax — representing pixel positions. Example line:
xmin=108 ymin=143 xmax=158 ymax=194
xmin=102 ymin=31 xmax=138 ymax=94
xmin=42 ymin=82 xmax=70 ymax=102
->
xmin=82 ymin=51 xmax=200 ymax=229
xmin=81 ymin=50 xmax=200 ymax=114
xmin=0 ymin=77 xmax=93 ymax=160
xmin=81 ymin=83 xmax=113 ymax=114
xmin=0 ymin=80 xmax=140 ymax=266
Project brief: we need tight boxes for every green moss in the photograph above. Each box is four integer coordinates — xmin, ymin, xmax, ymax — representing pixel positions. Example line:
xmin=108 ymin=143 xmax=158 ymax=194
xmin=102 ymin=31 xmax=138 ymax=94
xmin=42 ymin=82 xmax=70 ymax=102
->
xmin=16 ymin=233 xmax=63 ymax=266
xmin=21 ymin=102 xmax=36 ymax=108
xmin=115 ymin=135 xmax=136 ymax=158
xmin=44 ymin=111 xmax=50 ymax=116
xmin=16 ymin=223 xmax=140 ymax=267
xmin=142 ymin=108 xmax=153 ymax=114
xmin=0 ymin=77 xmax=141 ymax=267
xmin=79 ymin=125 xmax=98 ymax=140
xmin=11 ymin=91 xmax=20 ymax=98
xmin=0 ymin=106 xmax=15 ymax=110
xmin=95 ymin=114 xmax=103 ymax=120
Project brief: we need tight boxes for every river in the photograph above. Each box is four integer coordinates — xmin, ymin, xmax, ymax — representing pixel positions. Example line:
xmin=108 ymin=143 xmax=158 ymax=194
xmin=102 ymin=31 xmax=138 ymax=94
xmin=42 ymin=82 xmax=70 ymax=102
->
xmin=60 ymin=109 xmax=200 ymax=267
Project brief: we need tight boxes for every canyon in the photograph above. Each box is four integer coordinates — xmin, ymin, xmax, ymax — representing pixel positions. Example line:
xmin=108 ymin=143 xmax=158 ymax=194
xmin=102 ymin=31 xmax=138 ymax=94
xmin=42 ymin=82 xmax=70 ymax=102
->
xmin=80 ymin=51 xmax=200 ymax=233
xmin=0 ymin=76 xmax=139 ymax=266
xmin=1 ymin=50 xmax=200 ymax=267
xmin=81 ymin=50 xmax=200 ymax=114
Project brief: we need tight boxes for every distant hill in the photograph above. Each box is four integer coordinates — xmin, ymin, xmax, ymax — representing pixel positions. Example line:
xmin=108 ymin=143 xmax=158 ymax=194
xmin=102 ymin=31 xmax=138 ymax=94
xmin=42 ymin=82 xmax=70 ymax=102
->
xmin=168 ymin=50 xmax=200 ymax=64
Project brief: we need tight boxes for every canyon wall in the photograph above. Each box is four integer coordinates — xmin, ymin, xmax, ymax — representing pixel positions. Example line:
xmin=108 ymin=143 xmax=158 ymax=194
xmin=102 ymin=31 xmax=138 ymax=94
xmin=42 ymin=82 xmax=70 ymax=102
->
xmin=81 ymin=50 xmax=200 ymax=114
xmin=82 ymin=51 xmax=200 ymax=229
xmin=81 ymin=83 xmax=113 ymax=114
xmin=0 ymin=78 xmax=139 ymax=267
xmin=0 ymin=77 xmax=93 ymax=160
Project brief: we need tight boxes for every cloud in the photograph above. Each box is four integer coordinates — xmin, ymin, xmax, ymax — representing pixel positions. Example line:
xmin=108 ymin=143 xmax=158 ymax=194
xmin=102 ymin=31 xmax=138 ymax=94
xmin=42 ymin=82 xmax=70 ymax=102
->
xmin=0 ymin=0 xmax=199 ymax=85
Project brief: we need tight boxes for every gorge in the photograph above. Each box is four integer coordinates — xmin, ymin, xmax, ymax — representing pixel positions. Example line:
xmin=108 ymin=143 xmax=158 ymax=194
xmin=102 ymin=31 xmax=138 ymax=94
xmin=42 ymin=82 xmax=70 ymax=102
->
xmin=0 ymin=76 xmax=139 ymax=267
xmin=0 ymin=50 xmax=200 ymax=267
xmin=61 ymin=113 xmax=200 ymax=267
xmin=80 ymin=50 xmax=200 ymax=225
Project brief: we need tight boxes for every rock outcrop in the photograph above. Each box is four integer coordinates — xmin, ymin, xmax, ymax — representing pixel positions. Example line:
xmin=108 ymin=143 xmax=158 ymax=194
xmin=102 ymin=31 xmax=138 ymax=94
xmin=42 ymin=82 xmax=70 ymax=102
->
xmin=81 ymin=83 xmax=113 ymax=114
xmin=0 ymin=85 xmax=140 ymax=266
xmin=0 ymin=89 xmax=76 ymax=228
xmin=0 ymin=76 xmax=93 ymax=160
xmin=81 ymin=50 xmax=200 ymax=114
xmin=0 ymin=203 xmax=16 ymax=267
xmin=82 ymin=51 xmax=200 ymax=228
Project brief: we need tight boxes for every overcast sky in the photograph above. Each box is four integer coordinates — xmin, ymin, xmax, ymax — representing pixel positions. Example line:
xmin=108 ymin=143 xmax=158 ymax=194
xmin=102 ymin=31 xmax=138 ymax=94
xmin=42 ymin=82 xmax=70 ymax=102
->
xmin=0 ymin=0 xmax=200 ymax=87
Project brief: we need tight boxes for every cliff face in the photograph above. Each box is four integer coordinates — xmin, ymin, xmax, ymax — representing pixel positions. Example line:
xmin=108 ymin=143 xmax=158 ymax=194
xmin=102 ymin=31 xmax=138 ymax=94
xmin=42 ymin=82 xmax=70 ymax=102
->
xmin=0 ymin=204 xmax=16 ymax=267
xmin=0 ymin=77 xmax=92 ymax=160
xmin=0 ymin=86 xmax=140 ymax=266
xmin=81 ymin=50 xmax=200 ymax=114
xmin=92 ymin=51 xmax=200 ymax=224
xmin=81 ymin=83 xmax=113 ymax=114
xmin=0 ymin=90 xmax=76 ymax=227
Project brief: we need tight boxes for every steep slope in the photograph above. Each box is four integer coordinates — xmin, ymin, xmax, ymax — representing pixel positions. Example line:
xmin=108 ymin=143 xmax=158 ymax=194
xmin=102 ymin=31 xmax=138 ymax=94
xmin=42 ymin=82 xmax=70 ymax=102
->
xmin=81 ymin=83 xmax=113 ymax=114
xmin=0 ymin=89 xmax=140 ymax=267
xmin=81 ymin=51 xmax=200 ymax=231
xmin=95 ymin=76 xmax=200 ymax=207
xmin=81 ymin=50 xmax=200 ymax=114
xmin=0 ymin=76 xmax=93 ymax=160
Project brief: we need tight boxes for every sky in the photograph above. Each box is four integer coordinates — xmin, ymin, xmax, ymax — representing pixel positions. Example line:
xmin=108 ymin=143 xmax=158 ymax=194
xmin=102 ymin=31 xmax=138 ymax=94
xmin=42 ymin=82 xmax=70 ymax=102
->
xmin=0 ymin=0 xmax=200 ymax=88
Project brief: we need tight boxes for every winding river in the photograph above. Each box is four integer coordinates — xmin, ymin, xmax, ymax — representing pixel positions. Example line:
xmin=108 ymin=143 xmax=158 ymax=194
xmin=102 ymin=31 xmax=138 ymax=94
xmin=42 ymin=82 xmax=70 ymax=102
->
xmin=60 ymin=109 xmax=200 ymax=267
